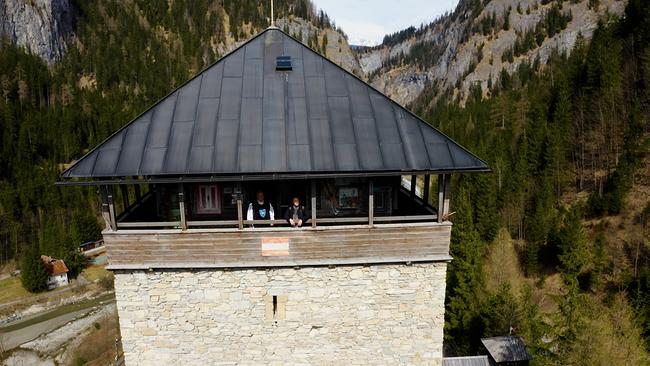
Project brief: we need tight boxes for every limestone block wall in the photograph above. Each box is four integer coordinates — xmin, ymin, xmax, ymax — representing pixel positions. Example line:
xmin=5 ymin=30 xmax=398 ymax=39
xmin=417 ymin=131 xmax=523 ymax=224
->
xmin=114 ymin=263 xmax=447 ymax=365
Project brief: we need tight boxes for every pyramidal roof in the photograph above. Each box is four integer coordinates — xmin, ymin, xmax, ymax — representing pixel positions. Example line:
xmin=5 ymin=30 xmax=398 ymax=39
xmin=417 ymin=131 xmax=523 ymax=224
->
xmin=61 ymin=28 xmax=488 ymax=181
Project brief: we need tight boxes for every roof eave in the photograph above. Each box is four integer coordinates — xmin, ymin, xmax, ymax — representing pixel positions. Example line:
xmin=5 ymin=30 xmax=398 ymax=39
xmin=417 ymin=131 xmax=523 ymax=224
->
xmin=55 ymin=167 xmax=491 ymax=186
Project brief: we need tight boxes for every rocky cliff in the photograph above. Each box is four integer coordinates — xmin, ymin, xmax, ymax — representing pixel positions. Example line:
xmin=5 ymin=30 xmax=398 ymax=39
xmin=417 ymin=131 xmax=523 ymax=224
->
xmin=357 ymin=0 xmax=626 ymax=106
xmin=0 ymin=1 xmax=360 ymax=73
xmin=0 ymin=0 xmax=75 ymax=63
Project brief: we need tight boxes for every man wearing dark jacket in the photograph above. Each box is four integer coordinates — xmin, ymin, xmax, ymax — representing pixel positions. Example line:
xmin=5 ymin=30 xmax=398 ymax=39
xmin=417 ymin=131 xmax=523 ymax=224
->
xmin=247 ymin=191 xmax=275 ymax=225
xmin=284 ymin=197 xmax=308 ymax=227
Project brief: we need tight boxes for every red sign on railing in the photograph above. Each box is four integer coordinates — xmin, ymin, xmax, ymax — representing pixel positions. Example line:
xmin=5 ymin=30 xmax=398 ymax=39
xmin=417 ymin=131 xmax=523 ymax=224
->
xmin=261 ymin=237 xmax=290 ymax=256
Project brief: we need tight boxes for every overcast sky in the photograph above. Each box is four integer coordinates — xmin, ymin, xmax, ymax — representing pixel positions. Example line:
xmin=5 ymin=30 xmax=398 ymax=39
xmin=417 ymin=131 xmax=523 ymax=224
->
xmin=311 ymin=0 xmax=459 ymax=46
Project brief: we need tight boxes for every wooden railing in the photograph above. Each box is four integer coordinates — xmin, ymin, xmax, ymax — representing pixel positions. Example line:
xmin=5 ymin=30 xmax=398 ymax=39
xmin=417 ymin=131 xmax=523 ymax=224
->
xmin=108 ymin=175 xmax=452 ymax=232
xmin=115 ymin=214 xmax=439 ymax=231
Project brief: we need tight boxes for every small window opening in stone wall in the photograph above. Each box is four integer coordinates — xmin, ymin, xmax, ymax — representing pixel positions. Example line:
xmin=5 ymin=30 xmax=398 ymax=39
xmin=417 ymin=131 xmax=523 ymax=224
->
xmin=265 ymin=294 xmax=287 ymax=321
xmin=272 ymin=295 xmax=278 ymax=317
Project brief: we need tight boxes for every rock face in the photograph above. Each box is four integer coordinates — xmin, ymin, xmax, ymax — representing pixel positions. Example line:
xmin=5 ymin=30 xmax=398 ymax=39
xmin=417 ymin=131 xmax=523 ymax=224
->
xmin=114 ymin=263 xmax=447 ymax=365
xmin=357 ymin=0 xmax=626 ymax=106
xmin=275 ymin=17 xmax=361 ymax=75
xmin=0 ymin=0 xmax=75 ymax=63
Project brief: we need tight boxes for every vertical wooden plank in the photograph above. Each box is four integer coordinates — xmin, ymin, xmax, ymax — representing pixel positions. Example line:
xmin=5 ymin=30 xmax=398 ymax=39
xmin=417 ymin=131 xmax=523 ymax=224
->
xmin=410 ymin=175 xmax=417 ymax=198
xmin=423 ymin=174 xmax=430 ymax=206
xmin=134 ymin=184 xmax=142 ymax=202
xmin=437 ymin=174 xmax=444 ymax=223
xmin=107 ymin=186 xmax=117 ymax=231
xmin=368 ymin=179 xmax=374 ymax=227
xmin=178 ymin=184 xmax=187 ymax=231
xmin=120 ymin=185 xmax=130 ymax=210
xmin=311 ymin=180 xmax=317 ymax=228
xmin=237 ymin=198 xmax=244 ymax=230
xmin=100 ymin=185 xmax=112 ymax=231
xmin=443 ymin=173 xmax=452 ymax=220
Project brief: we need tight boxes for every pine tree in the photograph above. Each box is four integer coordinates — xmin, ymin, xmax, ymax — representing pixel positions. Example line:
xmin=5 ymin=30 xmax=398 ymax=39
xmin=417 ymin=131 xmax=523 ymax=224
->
xmin=70 ymin=211 xmax=102 ymax=245
xmin=445 ymin=183 xmax=485 ymax=355
xmin=21 ymin=246 xmax=48 ymax=293
xmin=557 ymin=206 xmax=589 ymax=279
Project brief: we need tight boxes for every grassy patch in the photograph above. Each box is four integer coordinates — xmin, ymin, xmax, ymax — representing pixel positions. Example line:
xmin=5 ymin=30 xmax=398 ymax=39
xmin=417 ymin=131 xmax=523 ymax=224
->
xmin=0 ymin=277 xmax=30 ymax=304
xmin=70 ymin=314 xmax=122 ymax=366
xmin=81 ymin=266 xmax=112 ymax=282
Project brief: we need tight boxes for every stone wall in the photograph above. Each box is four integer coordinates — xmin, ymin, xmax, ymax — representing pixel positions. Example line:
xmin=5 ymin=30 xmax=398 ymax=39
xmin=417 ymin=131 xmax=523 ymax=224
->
xmin=114 ymin=263 xmax=447 ymax=365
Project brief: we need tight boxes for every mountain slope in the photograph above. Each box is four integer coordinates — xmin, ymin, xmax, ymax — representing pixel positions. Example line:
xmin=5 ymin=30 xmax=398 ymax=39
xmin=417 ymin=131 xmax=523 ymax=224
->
xmin=0 ymin=0 xmax=357 ymax=266
xmin=357 ymin=0 xmax=625 ymax=106
xmin=390 ymin=0 xmax=650 ymax=361
xmin=0 ymin=0 xmax=75 ymax=63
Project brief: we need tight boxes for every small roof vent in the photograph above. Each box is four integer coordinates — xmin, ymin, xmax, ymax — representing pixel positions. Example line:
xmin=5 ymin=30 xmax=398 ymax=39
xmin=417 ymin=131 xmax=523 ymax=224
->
xmin=276 ymin=55 xmax=292 ymax=71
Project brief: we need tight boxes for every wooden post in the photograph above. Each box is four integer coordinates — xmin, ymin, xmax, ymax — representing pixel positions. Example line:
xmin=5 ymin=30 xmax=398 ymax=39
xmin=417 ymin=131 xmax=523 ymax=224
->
xmin=237 ymin=198 xmax=244 ymax=230
xmin=178 ymin=184 xmax=187 ymax=231
xmin=437 ymin=174 xmax=445 ymax=223
xmin=442 ymin=173 xmax=451 ymax=220
xmin=423 ymin=174 xmax=430 ymax=206
xmin=311 ymin=180 xmax=317 ymax=228
xmin=100 ymin=186 xmax=113 ymax=231
xmin=134 ymin=184 xmax=142 ymax=202
xmin=120 ymin=185 xmax=130 ymax=210
xmin=368 ymin=179 xmax=374 ymax=227
xmin=107 ymin=187 xmax=117 ymax=231
xmin=410 ymin=175 xmax=417 ymax=198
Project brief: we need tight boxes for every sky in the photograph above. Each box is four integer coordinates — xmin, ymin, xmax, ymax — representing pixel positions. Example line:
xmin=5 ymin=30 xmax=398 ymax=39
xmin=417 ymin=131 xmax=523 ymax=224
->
xmin=311 ymin=0 xmax=460 ymax=46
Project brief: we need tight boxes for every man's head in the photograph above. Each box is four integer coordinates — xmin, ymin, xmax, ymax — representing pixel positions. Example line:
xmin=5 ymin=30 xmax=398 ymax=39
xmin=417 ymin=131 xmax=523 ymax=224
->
xmin=292 ymin=197 xmax=300 ymax=206
xmin=256 ymin=191 xmax=265 ymax=202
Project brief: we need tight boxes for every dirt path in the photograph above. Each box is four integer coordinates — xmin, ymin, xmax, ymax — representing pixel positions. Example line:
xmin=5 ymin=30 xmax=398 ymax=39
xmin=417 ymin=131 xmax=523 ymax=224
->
xmin=0 ymin=307 xmax=93 ymax=350
xmin=0 ymin=292 xmax=115 ymax=350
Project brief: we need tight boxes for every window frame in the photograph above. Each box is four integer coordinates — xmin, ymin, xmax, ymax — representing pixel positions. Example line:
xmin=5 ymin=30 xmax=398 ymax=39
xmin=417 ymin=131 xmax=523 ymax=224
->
xmin=195 ymin=184 xmax=222 ymax=214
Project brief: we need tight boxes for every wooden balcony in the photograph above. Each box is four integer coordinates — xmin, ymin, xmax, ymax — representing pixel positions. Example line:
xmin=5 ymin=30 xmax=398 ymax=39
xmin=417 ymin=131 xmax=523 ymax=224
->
xmin=103 ymin=221 xmax=452 ymax=270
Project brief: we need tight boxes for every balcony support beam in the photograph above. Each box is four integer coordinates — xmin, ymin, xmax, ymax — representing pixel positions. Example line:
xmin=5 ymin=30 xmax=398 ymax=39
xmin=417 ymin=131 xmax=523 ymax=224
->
xmin=311 ymin=181 xmax=317 ymax=228
xmin=101 ymin=185 xmax=117 ymax=231
xmin=437 ymin=174 xmax=452 ymax=222
xmin=178 ymin=184 xmax=187 ymax=231
xmin=368 ymin=179 xmax=374 ymax=227
xmin=134 ymin=184 xmax=142 ymax=201
xmin=120 ymin=185 xmax=130 ymax=211
xmin=237 ymin=198 xmax=244 ymax=230
xmin=410 ymin=175 xmax=417 ymax=198
xmin=443 ymin=174 xmax=451 ymax=218
xmin=423 ymin=174 xmax=430 ymax=206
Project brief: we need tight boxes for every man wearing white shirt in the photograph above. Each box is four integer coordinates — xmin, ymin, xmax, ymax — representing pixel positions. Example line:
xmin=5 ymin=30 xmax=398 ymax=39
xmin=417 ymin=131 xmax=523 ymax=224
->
xmin=246 ymin=191 xmax=275 ymax=226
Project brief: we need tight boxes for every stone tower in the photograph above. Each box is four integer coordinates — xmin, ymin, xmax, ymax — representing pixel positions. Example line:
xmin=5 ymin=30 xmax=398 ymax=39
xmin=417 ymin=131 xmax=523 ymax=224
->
xmin=59 ymin=27 xmax=489 ymax=365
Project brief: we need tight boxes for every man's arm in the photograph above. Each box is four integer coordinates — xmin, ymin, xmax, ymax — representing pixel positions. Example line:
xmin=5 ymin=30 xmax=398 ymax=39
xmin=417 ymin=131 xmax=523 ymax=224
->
xmin=246 ymin=203 xmax=253 ymax=221
xmin=300 ymin=206 xmax=309 ymax=222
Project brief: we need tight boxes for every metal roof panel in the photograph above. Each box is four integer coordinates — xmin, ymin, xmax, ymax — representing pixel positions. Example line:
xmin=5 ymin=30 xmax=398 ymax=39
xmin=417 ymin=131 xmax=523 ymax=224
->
xmin=61 ymin=28 xmax=489 ymax=181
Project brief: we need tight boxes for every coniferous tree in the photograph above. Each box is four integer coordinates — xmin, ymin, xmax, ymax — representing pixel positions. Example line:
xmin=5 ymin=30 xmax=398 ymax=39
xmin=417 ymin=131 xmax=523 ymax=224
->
xmin=21 ymin=246 xmax=48 ymax=293
xmin=445 ymin=183 xmax=485 ymax=355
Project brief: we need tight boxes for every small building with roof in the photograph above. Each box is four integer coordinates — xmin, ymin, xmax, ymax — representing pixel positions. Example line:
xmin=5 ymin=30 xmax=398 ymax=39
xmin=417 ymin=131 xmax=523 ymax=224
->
xmin=41 ymin=255 xmax=69 ymax=290
xmin=443 ymin=356 xmax=491 ymax=366
xmin=58 ymin=25 xmax=489 ymax=365
xmin=481 ymin=336 xmax=534 ymax=365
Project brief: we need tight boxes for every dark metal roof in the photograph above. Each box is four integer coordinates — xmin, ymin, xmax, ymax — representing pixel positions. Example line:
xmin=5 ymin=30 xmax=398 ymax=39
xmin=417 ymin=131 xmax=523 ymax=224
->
xmin=442 ymin=356 xmax=490 ymax=366
xmin=61 ymin=27 xmax=489 ymax=181
xmin=481 ymin=336 xmax=533 ymax=363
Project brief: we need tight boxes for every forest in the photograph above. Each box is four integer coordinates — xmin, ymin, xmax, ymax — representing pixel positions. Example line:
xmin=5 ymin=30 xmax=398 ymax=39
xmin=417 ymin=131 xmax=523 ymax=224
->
xmin=411 ymin=0 xmax=650 ymax=363
xmin=0 ymin=0 xmax=649 ymax=364
xmin=0 ymin=0 xmax=331 ymax=268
